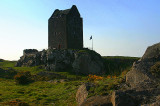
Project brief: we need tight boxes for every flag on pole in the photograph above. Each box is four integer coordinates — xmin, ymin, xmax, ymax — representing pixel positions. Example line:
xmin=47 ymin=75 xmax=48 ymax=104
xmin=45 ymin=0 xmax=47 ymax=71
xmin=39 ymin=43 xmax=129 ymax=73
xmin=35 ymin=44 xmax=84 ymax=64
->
xmin=90 ymin=36 xmax=92 ymax=40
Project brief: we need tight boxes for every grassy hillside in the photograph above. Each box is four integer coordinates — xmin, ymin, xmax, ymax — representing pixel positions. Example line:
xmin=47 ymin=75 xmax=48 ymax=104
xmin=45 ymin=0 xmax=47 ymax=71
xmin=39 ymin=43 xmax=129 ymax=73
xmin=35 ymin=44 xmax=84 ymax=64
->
xmin=0 ymin=56 xmax=139 ymax=105
xmin=103 ymin=56 xmax=140 ymax=75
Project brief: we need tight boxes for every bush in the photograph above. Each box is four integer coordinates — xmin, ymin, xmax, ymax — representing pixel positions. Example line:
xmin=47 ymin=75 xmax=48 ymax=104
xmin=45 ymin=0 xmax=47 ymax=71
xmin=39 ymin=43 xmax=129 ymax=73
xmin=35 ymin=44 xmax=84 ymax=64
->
xmin=14 ymin=71 xmax=33 ymax=84
xmin=150 ymin=62 xmax=160 ymax=77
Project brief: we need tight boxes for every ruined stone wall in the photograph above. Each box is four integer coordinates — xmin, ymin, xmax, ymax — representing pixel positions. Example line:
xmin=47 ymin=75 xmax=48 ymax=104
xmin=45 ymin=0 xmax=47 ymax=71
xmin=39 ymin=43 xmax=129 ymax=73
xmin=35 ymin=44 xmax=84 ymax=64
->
xmin=23 ymin=49 xmax=38 ymax=55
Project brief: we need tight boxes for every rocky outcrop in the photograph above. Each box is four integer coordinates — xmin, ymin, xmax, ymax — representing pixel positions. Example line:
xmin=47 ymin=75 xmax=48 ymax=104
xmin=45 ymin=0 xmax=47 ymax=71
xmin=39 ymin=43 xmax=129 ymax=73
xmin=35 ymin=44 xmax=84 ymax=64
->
xmin=15 ymin=49 xmax=46 ymax=67
xmin=76 ymin=85 xmax=160 ymax=106
xmin=141 ymin=43 xmax=160 ymax=61
xmin=72 ymin=50 xmax=105 ymax=75
xmin=126 ymin=42 xmax=160 ymax=89
xmin=74 ymin=43 xmax=160 ymax=106
xmin=142 ymin=95 xmax=160 ymax=106
xmin=111 ymin=88 xmax=160 ymax=106
xmin=81 ymin=95 xmax=112 ymax=106
xmin=122 ymin=42 xmax=160 ymax=105
xmin=16 ymin=49 xmax=106 ymax=75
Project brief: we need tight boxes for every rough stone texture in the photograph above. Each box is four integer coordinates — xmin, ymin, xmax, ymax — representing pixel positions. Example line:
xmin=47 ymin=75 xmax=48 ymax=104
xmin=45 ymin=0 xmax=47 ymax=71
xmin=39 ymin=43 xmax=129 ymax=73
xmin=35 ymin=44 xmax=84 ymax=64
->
xmin=111 ymin=88 xmax=160 ymax=106
xmin=81 ymin=95 xmax=112 ymax=106
xmin=16 ymin=49 xmax=46 ymax=67
xmin=141 ymin=43 xmax=160 ymax=61
xmin=48 ymin=5 xmax=83 ymax=49
xmin=126 ymin=61 xmax=157 ymax=89
xmin=16 ymin=49 xmax=105 ymax=75
xmin=111 ymin=42 xmax=160 ymax=106
xmin=76 ymin=84 xmax=89 ymax=106
xmin=76 ymin=87 xmax=160 ymax=106
xmin=111 ymin=90 xmax=138 ymax=106
xmin=75 ymin=43 xmax=160 ymax=106
xmin=141 ymin=95 xmax=160 ymax=106
xmin=46 ymin=49 xmax=75 ymax=71
xmin=23 ymin=49 xmax=38 ymax=55
xmin=72 ymin=50 xmax=105 ymax=75
xmin=126 ymin=42 xmax=160 ymax=89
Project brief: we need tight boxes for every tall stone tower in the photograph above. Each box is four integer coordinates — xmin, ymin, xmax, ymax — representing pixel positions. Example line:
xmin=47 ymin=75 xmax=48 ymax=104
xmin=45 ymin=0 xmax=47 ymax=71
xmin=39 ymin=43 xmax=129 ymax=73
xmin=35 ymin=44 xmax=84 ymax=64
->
xmin=48 ymin=5 xmax=83 ymax=49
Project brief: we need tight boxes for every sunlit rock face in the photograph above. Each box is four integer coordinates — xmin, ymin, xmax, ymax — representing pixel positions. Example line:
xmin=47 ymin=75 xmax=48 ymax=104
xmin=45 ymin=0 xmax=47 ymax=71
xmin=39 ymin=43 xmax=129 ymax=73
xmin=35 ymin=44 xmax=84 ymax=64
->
xmin=126 ymin=42 xmax=160 ymax=89
xmin=16 ymin=48 xmax=106 ymax=75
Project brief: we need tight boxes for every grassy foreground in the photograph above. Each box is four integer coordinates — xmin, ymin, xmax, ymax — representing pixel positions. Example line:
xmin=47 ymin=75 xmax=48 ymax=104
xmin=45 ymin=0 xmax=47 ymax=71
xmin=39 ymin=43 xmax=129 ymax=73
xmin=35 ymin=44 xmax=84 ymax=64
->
xmin=0 ymin=56 xmax=139 ymax=105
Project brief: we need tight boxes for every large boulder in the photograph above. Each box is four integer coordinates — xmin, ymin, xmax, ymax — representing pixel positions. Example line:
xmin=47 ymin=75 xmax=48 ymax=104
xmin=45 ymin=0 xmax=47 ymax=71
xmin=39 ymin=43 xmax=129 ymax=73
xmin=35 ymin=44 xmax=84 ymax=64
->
xmin=126 ymin=42 xmax=160 ymax=89
xmin=76 ymin=83 xmax=112 ymax=106
xmin=76 ymin=84 xmax=89 ymax=106
xmin=72 ymin=50 xmax=105 ymax=75
xmin=121 ymin=42 xmax=160 ymax=105
xmin=141 ymin=43 xmax=160 ymax=61
xmin=111 ymin=88 xmax=160 ymax=106
xmin=81 ymin=95 xmax=112 ymax=106
xmin=46 ymin=49 xmax=75 ymax=71
xmin=111 ymin=90 xmax=138 ymax=106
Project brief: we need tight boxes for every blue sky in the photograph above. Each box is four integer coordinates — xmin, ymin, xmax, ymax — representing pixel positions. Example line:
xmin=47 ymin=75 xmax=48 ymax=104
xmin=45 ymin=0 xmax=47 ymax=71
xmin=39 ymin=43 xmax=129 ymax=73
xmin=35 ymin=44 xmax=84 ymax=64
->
xmin=0 ymin=0 xmax=160 ymax=60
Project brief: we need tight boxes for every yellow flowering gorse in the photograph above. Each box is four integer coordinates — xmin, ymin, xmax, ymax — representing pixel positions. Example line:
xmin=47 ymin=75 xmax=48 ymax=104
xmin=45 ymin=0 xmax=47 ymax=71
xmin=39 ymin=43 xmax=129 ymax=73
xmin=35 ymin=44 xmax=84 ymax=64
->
xmin=88 ymin=75 xmax=103 ymax=81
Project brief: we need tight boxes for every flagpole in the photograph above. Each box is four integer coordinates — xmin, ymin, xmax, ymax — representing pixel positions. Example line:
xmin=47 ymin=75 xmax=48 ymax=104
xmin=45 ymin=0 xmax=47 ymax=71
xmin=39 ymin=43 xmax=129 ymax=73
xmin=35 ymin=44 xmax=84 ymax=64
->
xmin=92 ymin=36 xmax=93 ymax=50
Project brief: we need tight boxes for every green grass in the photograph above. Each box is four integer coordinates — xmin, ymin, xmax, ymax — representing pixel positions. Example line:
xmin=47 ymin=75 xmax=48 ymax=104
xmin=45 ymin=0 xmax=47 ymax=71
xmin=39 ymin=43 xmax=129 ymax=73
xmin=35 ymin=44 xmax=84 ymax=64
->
xmin=0 ymin=78 xmax=81 ymax=105
xmin=0 ymin=60 xmax=86 ymax=105
xmin=0 ymin=60 xmax=16 ymax=68
xmin=0 ymin=56 xmax=139 ymax=105
xmin=87 ymin=70 xmax=128 ymax=97
xmin=103 ymin=56 xmax=140 ymax=75
xmin=13 ymin=66 xmax=45 ymax=74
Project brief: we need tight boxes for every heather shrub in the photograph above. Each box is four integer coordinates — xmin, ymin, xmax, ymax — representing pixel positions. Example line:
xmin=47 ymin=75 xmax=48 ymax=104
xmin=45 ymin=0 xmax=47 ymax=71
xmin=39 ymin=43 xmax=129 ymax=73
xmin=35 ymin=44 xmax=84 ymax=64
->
xmin=14 ymin=71 xmax=33 ymax=84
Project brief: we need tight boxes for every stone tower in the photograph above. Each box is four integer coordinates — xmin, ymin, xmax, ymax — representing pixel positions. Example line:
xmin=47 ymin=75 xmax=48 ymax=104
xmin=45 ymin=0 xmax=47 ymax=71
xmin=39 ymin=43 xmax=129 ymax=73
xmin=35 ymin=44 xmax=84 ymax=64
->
xmin=48 ymin=5 xmax=83 ymax=49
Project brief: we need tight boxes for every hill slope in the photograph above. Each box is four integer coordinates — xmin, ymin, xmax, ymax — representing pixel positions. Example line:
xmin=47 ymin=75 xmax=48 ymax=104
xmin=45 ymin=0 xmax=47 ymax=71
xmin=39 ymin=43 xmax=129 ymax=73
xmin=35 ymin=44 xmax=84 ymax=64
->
xmin=0 ymin=56 xmax=139 ymax=105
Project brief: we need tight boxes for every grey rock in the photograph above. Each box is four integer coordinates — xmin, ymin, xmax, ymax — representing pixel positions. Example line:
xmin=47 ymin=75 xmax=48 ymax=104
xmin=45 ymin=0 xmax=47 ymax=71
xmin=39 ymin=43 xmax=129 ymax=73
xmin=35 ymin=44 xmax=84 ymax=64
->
xmin=113 ymin=42 xmax=160 ymax=106
xmin=72 ymin=50 xmax=105 ymax=75
xmin=81 ymin=95 xmax=112 ymax=106
xmin=16 ymin=49 xmax=105 ymax=75
xmin=141 ymin=42 xmax=160 ymax=61
xmin=76 ymin=84 xmax=89 ymax=106
xmin=111 ymin=90 xmax=137 ymax=106
xmin=23 ymin=49 xmax=38 ymax=55
xmin=126 ymin=42 xmax=160 ymax=89
xmin=76 ymin=83 xmax=95 ymax=106
xmin=46 ymin=49 xmax=75 ymax=71
xmin=111 ymin=88 xmax=160 ymax=106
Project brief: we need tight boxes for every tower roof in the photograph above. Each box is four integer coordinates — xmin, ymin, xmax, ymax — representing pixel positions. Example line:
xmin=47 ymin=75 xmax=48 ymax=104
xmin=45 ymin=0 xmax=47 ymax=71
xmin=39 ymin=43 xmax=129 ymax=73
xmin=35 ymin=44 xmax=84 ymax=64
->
xmin=50 ymin=5 xmax=79 ymax=18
